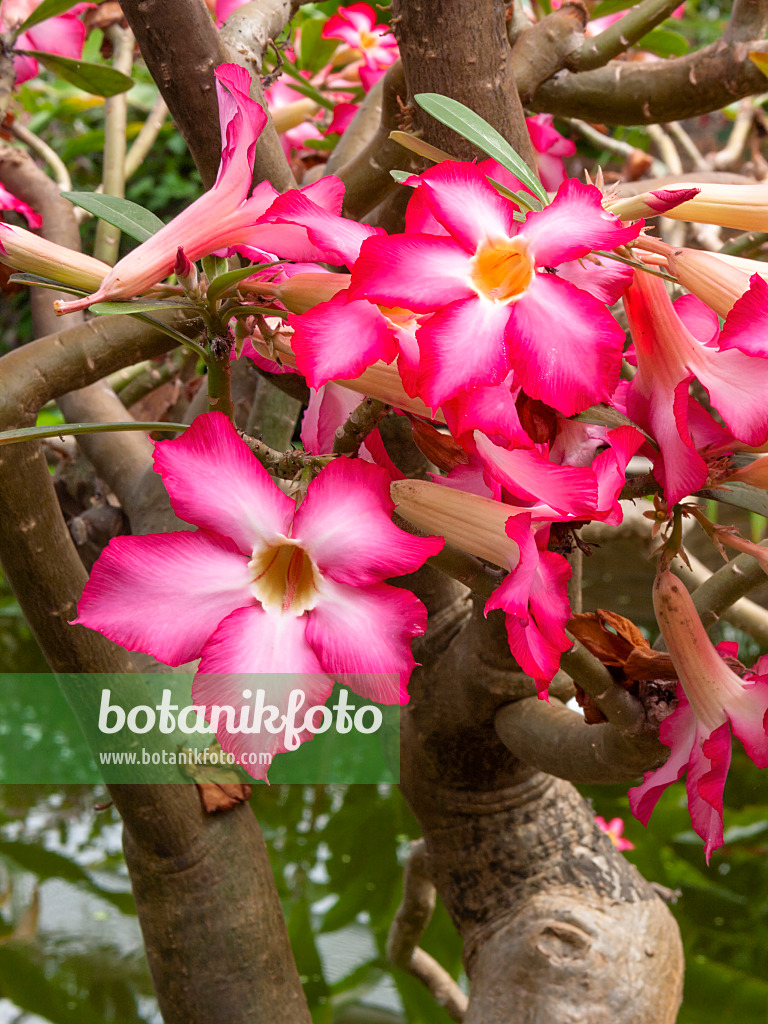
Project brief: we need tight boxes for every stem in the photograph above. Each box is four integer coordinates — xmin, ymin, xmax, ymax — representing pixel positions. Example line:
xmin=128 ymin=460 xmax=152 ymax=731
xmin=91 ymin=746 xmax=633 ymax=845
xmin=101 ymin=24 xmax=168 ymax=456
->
xmin=207 ymin=335 xmax=234 ymax=419
xmin=8 ymin=120 xmax=72 ymax=190
xmin=94 ymin=25 xmax=135 ymax=264
xmin=332 ymin=397 xmax=390 ymax=456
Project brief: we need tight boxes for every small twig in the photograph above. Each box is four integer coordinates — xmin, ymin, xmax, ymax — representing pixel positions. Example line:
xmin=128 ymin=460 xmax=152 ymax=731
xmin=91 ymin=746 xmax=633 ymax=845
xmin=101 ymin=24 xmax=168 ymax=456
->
xmin=664 ymin=121 xmax=709 ymax=171
xmin=239 ymin=430 xmax=334 ymax=479
xmin=575 ymin=0 xmax=682 ymax=71
xmin=566 ymin=119 xmax=666 ymax=177
xmin=386 ymin=840 xmax=468 ymax=1023
xmin=721 ymin=230 xmax=768 ymax=257
xmin=7 ymin=121 xmax=72 ymax=191
xmin=332 ymin=397 xmax=390 ymax=456
xmin=711 ymin=97 xmax=754 ymax=170
xmin=94 ymin=24 xmax=135 ymax=264
xmin=645 ymin=122 xmax=681 ymax=174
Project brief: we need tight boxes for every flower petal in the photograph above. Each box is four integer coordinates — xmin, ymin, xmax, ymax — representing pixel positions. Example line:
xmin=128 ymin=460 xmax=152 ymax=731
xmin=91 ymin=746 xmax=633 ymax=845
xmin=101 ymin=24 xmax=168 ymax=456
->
xmin=194 ymin=607 xmax=332 ymax=780
xmin=728 ymin=675 xmax=768 ymax=769
xmin=629 ymin=693 xmax=696 ymax=826
xmin=153 ymin=412 xmax=295 ymax=555
xmin=74 ymin=531 xmax=253 ymax=666
xmin=306 ymin=579 xmax=428 ymax=702
xmin=689 ymin=721 xmax=731 ymax=862
xmin=349 ymin=234 xmax=474 ymax=312
xmin=293 ymin=457 xmax=443 ymax=585
xmin=264 ymin=188 xmax=383 ymax=267
xmin=415 ymin=161 xmax=517 ymax=252
xmin=415 ymin=296 xmax=512 ymax=407
xmin=290 ymin=293 xmax=397 ymax=389
xmin=506 ymin=274 xmax=624 ymax=415
xmin=521 ymin=178 xmax=641 ymax=267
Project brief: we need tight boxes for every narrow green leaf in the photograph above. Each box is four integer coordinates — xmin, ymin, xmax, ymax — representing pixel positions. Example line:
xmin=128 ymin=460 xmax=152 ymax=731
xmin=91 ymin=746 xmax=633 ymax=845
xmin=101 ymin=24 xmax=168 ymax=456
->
xmin=592 ymin=0 xmax=633 ymax=16
xmin=207 ymin=262 xmax=282 ymax=305
xmin=573 ymin=403 xmax=656 ymax=446
xmin=390 ymin=170 xmax=415 ymax=184
xmin=639 ymin=27 xmax=688 ymax=58
xmin=297 ymin=15 xmax=339 ymax=72
xmin=15 ymin=0 xmax=77 ymax=34
xmin=202 ymin=254 xmax=229 ymax=282
xmin=20 ymin=51 xmax=134 ymax=97
xmin=62 ymin=192 xmax=164 ymax=242
xmin=0 ymin=422 xmax=188 ymax=446
xmin=485 ymin=176 xmax=541 ymax=212
xmin=131 ymin=313 xmax=209 ymax=361
xmin=91 ymin=300 xmax=197 ymax=315
xmin=389 ymin=129 xmax=456 ymax=164
xmin=8 ymin=273 xmax=87 ymax=296
xmin=280 ymin=61 xmax=335 ymax=111
xmin=414 ymin=93 xmax=549 ymax=203
xmin=695 ymin=482 xmax=768 ymax=519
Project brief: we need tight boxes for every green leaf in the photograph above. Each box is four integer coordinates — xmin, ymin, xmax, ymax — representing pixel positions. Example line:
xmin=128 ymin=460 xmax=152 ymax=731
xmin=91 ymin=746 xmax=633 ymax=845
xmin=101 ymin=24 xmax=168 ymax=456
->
xmin=591 ymin=0 xmax=633 ymax=16
xmin=414 ymin=93 xmax=549 ymax=204
xmin=573 ymin=403 xmax=656 ymax=446
xmin=8 ymin=273 xmax=87 ymax=296
xmin=90 ymin=300 xmax=197 ymax=316
xmin=206 ymin=262 xmax=282 ymax=305
xmin=298 ymin=15 xmax=339 ymax=72
xmin=62 ymin=192 xmax=164 ymax=242
xmin=304 ymin=136 xmax=338 ymax=151
xmin=19 ymin=52 xmax=134 ymax=97
xmin=14 ymin=0 xmax=78 ymax=33
xmin=695 ymin=482 xmax=768 ymax=519
xmin=0 ymin=422 xmax=188 ymax=446
xmin=202 ymin=253 xmax=229 ymax=282
xmin=639 ymin=27 xmax=688 ymax=58
xmin=390 ymin=169 xmax=414 ymax=184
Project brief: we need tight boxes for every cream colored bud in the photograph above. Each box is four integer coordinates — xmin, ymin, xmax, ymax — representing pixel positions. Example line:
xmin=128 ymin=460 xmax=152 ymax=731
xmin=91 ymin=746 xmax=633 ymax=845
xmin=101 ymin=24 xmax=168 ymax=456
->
xmin=390 ymin=479 xmax=521 ymax=569
xmin=271 ymin=98 xmax=321 ymax=134
xmin=0 ymin=223 xmax=110 ymax=292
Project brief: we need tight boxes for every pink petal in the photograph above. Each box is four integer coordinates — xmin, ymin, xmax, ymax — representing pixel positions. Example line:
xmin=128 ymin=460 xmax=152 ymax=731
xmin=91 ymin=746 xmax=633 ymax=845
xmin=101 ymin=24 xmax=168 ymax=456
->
xmin=718 ymin=273 xmax=768 ymax=357
xmin=305 ymin=579 xmax=428 ymax=702
xmin=689 ymin=722 xmax=731 ymax=862
xmin=592 ymin=426 xmax=646 ymax=525
xmin=195 ymin=606 xmax=332 ymax=780
xmin=0 ymin=183 xmax=41 ymax=229
xmin=292 ymin=457 xmax=443 ymax=586
xmin=24 ymin=13 xmax=85 ymax=59
xmin=214 ymin=64 xmax=267 ymax=199
xmin=301 ymin=383 xmax=364 ymax=455
xmin=695 ymin=345 xmax=768 ymax=448
xmin=728 ymin=675 xmax=768 ymax=769
xmin=629 ymin=693 xmax=696 ymax=826
xmin=415 ymin=297 xmax=512 ymax=407
xmin=506 ymin=273 xmax=624 ymax=415
xmin=414 ymin=161 xmax=517 ymax=253
xmin=520 ymin=178 xmax=641 ymax=268
xmin=264 ymin=188 xmax=382 ymax=267
xmin=349 ymin=234 xmax=474 ymax=312
xmin=485 ymin=513 xmax=537 ymax=618
xmin=74 ymin=531 xmax=253 ymax=666
xmin=153 ymin=412 xmax=295 ymax=555
xmin=442 ymin=376 xmax=528 ymax=446
xmin=474 ymin=432 xmax=598 ymax=516
xmin=555 ymin=254 xmax=633 ymax=305
xmin=289 ymin=293 xmax=397 ymax=389
xmin=674 ymin=293 xmax=719 ymax=346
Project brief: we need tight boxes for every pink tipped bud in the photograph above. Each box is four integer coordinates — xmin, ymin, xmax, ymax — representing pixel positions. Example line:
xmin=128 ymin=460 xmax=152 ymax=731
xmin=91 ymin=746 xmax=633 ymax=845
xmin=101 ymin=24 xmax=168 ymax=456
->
xmin=606 ymin=187 xmax=701 ymax=221
xmin=0 ymin=223 xmax=110 ymax=292
xmin=174 ymin=246 xmax=198 ymax=294
xmin=645 ymin=182 xmax=768 ymax=231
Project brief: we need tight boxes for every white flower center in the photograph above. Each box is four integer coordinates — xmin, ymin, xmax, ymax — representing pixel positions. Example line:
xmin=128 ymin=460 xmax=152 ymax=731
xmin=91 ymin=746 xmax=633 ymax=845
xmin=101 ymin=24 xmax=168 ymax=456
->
xmin=469 ymin=237 xmax=533 ymax=304
xmin=248 ymin=540 xmax=320 ymax=616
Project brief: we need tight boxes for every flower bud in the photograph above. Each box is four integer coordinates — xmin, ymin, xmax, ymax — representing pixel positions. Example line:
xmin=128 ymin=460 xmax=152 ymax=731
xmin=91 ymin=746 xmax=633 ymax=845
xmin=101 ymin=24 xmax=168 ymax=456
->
xmin=0 ymin=223 xmax=109 ymax=292
xmin=605 ymin=186 xmax=701 ymax=222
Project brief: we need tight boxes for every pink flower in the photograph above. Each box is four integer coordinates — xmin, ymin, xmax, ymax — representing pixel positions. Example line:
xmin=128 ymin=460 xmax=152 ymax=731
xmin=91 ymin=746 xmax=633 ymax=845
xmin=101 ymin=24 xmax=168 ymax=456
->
xmin=349 ymin=161 xmax=640 ymax=412
xmin=629 ymin=570 xmax=768 ymax=861
xmin=623 ymin=270 xmax=768 ymax=505
xmin=55 ymin=65 xmax=348 ymax=314
xmin=75 ymin=412 xmax=443 ymax=778
xmin=595 ymin=816 xmax=635 ymax=852
xmin=0 ymin=183 xmax=41 ymax=229
xmin=1 ymin=0 xmax=91 ymax=84
xmin=525 ymin=114 xmax=575 ymax=191
xmin=322 ymin=3 xmax=399 ymax=91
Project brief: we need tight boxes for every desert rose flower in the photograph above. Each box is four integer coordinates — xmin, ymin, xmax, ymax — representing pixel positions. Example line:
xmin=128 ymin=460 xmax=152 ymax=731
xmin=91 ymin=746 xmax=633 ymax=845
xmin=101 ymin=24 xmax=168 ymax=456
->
xmin=75 ymin=412 xmax=443 ymax=777
xmin=525 ymin=114 xmax=575 ymax=191
xmin=1 ymin=0 xmax=91 ymax=84
xmin=629 ymin=570 xmax=768 ymax=861
xmin=350 ymin=161 xmax=641 ymax=412
xmin=595 ymin=816 xmax=635 ymax=851
xmin=322 ymin=3 xmax=398 ymax=91
xmin=623 ymin=269 xmax=768 ymax=505
xmin=0 ymin=183 xmax=41 ymax=229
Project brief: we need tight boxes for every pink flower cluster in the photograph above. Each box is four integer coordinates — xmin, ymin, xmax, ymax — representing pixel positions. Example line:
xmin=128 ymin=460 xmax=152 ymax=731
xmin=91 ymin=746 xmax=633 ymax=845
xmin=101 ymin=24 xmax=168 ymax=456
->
xmin=60 ymin=61 xmax=768 ymax=844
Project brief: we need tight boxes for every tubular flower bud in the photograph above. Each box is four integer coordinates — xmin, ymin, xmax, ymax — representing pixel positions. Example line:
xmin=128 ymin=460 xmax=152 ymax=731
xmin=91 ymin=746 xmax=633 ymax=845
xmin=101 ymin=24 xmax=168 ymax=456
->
xmin=0 ymin=222 xmax=109 ymax=292
xmin=604 ymin=187 xmax=701 ymax=222
xmin=629 ymin=569 xmax=768 ymax=861
xmin=261 ymin=272 xmax=351 ymax=314
xmin=642 ymin=182 xmax=768 ymax=231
